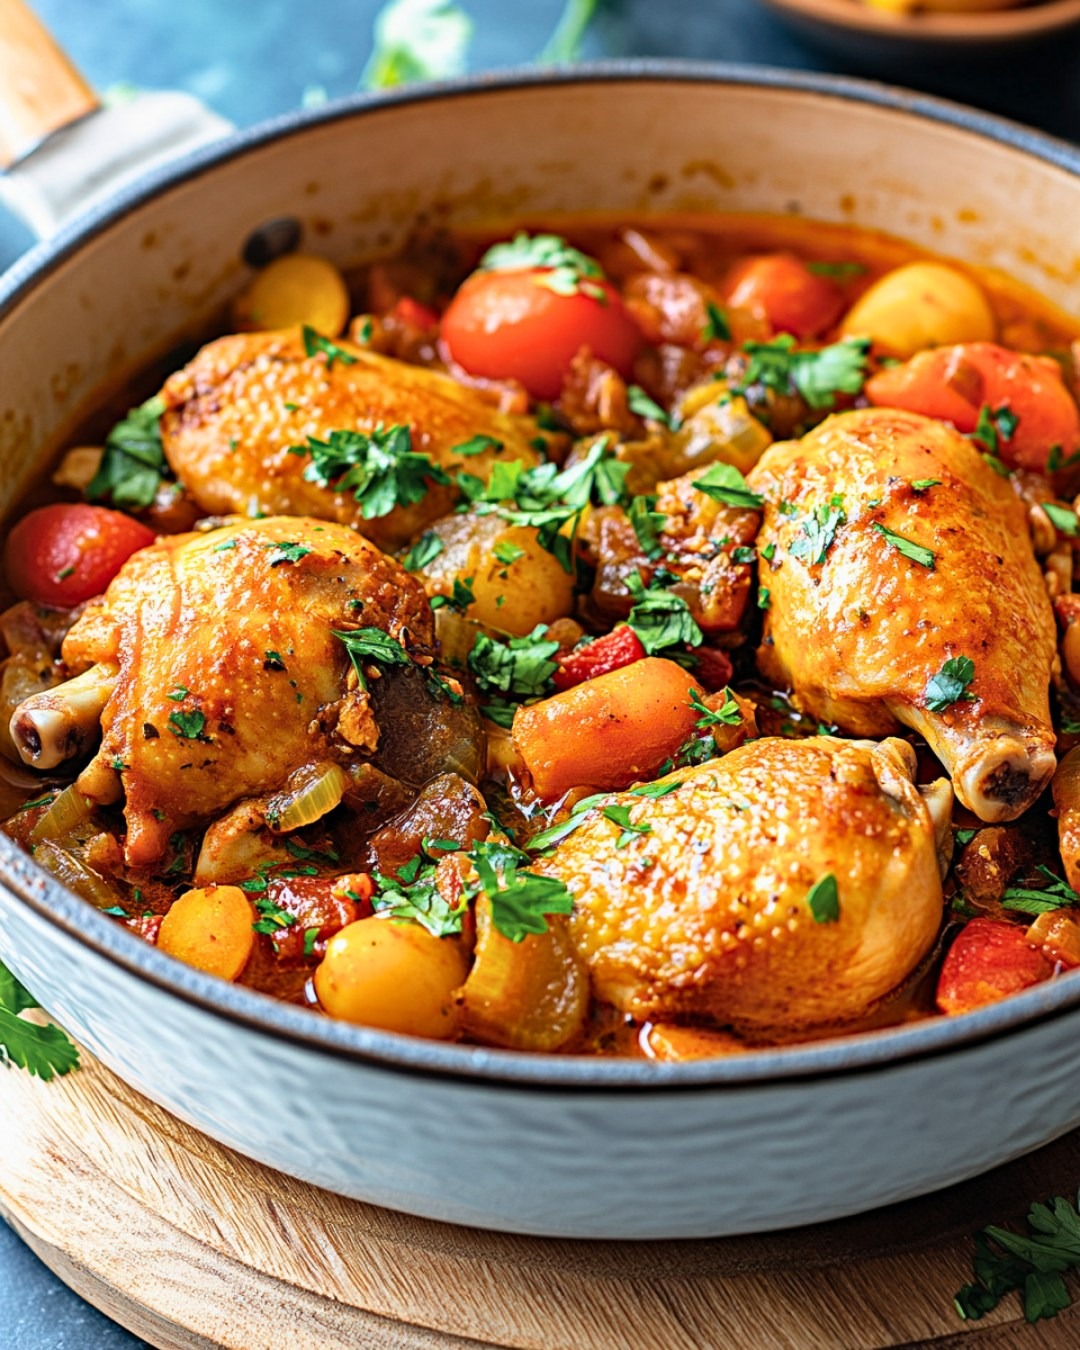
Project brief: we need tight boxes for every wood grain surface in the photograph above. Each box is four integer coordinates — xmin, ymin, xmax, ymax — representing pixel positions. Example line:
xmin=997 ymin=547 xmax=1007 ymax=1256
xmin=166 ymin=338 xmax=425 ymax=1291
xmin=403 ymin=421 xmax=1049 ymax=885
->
xmin=0 ymin=1040 xmax=1078 ymax=1349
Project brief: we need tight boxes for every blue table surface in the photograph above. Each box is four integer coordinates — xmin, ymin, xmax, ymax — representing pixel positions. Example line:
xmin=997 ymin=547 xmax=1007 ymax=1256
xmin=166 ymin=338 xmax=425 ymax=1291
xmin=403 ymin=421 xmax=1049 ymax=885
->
xmin=2 ymin=0 xmax=1080 ymax=1345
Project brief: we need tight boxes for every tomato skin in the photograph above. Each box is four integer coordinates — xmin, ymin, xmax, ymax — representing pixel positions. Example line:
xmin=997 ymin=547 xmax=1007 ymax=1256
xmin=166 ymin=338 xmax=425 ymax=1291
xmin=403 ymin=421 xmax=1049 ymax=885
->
xmin=441 ymin=268 xmax=642 ymax=401
xmin=865 ymin=342 xmax=1080 ymax=473
xmin=722 ymin=253 xmax=844 ymax=340
xmin=935 ymin=917 xmax=1052 ymax=1016
xmin=552 ymin=625 xmax=646 ymax=692
xmin=4 ymin=504 xmax=155 ymax=607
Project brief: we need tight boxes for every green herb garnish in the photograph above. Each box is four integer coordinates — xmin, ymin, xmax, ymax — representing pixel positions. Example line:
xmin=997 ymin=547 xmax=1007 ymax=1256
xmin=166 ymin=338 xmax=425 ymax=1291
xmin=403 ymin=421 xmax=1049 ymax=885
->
xmin=0 ymin=961 xmax=79 ymax=1081
xmin=924 ymin=656 xmax=977 ymax=713
xmin=806 ymin=873 xmax=840 ymax=924
xmin=872 ymin=522 xmax=935 ymax=569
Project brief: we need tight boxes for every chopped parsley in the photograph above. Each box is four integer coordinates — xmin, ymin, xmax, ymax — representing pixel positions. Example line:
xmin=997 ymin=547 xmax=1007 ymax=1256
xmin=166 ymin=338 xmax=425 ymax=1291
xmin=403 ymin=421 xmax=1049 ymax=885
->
xmin=788 ymin=496 xmax=846 ymax=566
xmin=402 ymin=530 xmax=444 ymax=572
xmin=871 ymin=522 xmax=935 ymax=569
xmin=466 ymin=839 xmax=574 ymax=942
xmin=1002 ymin=866 xmax=1080 ymax=916
xmin=468 ymin=625 xmax=560 ymax=699
xmin=627 ymin=494 xmax=666 ymax=559
xmin=625 ymin=571 xmax=703 ymax=656
xmin=290 ymin=423 xmax=451 ymax=520
xmin=86 ymin=395 xmax=167 ymax=511
xmin=167 ymin=709 xmax=208 ymax=741
xmin=452 ymin=434 xmax=503 ymax=458
xmin=703 ymin=300 xmax=732 ymax=343
xmin=1043 ymin=502 xmax=1080 ymax=538
xmin=968 ymin=403 xmax=1018 ymax=470
xmin=757 ymin=587 xmax=771 ymax=610
xmin=690 ymin=686 xmax=741 ymax=728
xmin=252 ymin=895 xmax=299 ymax=936
xmin=430 ymin=576 xmax=475 ymax=614
xmin=479 ymin=232 xmax=608 ymax=302
xmin=333 ymin=626 xmax=411 ymax=690
xmin=492 ymin=539 xmax=526 ymax=566
xmin=301 ymin=325 xmax=358 ymax=368
xmin=602 ymin=803 xmax=653 ymax=849
xmin=166 ymin=686 xmax=189 ymax=701
xmin=265 ymin=540 xmax=312 ymax=567
xmin=805 ymin=260 xmax=867 ymax=281
xmin=731 ymin=334 xmax=870 ymax=411
xmin=911 ymin=478 xmax=942 ymax=492
xmin=924 ymin=656 xmax=976 ymax=712
xmin=303 ymin=927 xmax=321 ymax=957
xmin=806 ymin=873 xmax=840 ymax=924
xmin=691 ymin=462 xmax=764 ymax=511
xmin=0 ymin=959 xmax=79 ymax=1081
xmin=1047 ymin=444 xmax=1080 ymax=472
xmin=627 ymin=385 xmax=671 ymax=427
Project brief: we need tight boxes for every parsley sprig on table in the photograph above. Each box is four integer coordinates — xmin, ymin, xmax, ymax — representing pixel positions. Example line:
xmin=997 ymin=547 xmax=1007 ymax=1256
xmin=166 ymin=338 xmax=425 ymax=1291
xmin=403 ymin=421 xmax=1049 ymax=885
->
xmin=0 ymin=960 xmax=79 ymax=1081
xmin=956 ymin=1191 xmax=1080 ymax=1324
xmin=290 ymin=423 xmax=451 ymax=519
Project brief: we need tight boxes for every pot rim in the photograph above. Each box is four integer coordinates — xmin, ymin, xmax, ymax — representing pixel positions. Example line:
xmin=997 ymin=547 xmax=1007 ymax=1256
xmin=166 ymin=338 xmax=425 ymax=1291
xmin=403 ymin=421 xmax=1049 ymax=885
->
xmin=4 ymin=59 xmax=1080 ymax=1092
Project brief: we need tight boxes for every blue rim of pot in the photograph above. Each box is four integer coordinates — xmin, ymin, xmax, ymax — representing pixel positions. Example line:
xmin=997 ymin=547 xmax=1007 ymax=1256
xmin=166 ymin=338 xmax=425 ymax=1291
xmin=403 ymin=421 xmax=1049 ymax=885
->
xmin=3 ymin=60 xmax=1080 ymax=1091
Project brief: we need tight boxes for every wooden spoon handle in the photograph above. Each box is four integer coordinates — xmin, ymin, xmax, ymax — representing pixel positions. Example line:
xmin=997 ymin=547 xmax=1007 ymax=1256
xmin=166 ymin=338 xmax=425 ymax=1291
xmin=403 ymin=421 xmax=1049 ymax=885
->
xmin=0 ymin=0 xmax=98 ymax=170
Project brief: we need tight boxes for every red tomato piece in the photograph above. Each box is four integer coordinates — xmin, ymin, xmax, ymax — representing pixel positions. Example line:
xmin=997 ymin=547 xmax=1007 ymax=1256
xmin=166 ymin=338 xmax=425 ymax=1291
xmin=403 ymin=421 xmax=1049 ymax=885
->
xmin=265 ymin=875 xmax=372 ymax=963
xmin=864 ymin=342 xmax=1080 ymax=473
xmin=4 ymin=504 xmax=155 ymax=607
xmin=936 ymin=916 xmax=1053 ymax=1016
xmin=722 ymin=253 xmax=844 ymax=340
xmin=552 ymin=625 xmax=646 ymax=692
xmin=388 ymin=296 xmax=439 ymax=329
xmin=441 ymin=268 xmax=642 ymax=401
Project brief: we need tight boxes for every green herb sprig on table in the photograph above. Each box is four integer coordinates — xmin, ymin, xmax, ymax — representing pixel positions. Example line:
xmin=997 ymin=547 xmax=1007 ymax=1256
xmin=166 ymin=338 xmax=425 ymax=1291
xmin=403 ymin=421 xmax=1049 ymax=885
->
xmin=0 ymin=960 xmax=79 ymax=1081
xmin=956 ymin=1191 xmax=1080 ymax=1325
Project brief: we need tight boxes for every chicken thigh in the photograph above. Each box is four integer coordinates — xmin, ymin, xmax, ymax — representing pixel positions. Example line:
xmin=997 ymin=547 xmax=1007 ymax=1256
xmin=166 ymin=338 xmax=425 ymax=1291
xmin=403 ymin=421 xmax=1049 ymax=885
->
xmin=20 ymin=516 xmax=434 ymax=867
xmin=748 ymin=408 xmax=1057 ymax=822
xmin=544 ymin=736 xmax=949 ymax=1033
xmin=159 ymin=331 xmax=547 ymax=551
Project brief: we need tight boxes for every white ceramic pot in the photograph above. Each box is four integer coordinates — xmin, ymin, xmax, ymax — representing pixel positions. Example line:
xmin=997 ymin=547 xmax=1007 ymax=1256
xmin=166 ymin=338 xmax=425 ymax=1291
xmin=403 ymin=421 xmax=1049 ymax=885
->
xmin=3 ymin=65 xmax=1080 ymax=1239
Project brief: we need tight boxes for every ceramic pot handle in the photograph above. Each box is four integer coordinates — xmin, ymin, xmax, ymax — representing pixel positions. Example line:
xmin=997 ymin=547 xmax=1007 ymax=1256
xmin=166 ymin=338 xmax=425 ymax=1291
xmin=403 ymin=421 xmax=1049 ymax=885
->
xmin=0 ymin=0 xmax=98 ymax=170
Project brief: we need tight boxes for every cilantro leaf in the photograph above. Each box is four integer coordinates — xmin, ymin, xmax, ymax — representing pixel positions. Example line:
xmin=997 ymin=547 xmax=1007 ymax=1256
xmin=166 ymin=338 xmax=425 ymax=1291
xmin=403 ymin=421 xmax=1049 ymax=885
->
xmin=0 ymin=1006 xmax=80 ymax=1080
xmin=871 ymin=522 xmax=935 ymax=569
xmin=805 ymin=260 xmax=867 ymax=281
xmin=290 ymin=424 xmax=451 ymax=520
xmin=86 ymin=395 xmax=167 ymax=510
xmin=479 ymin=232 xmax=606 ymax=301
xmin=691 ymin=462 xmax=764 ymax=510
xmin=703 ymin=300 xmax=731 ymax=343
xmin=691 ymin=686 xmax=741 ymax=728
xmin=601 ymin=803 xmax=653 ymax=849
xmin=806 ymin=873 xmax=840 ymax=924
xmin=265 ymin=540 xmax=312 ymax=566
xmin=968 ymin=403 xmax=1018 ymax=466
xmin=372 ymin=868 xmax=464 ymax=938
xmin=466 ymin=839 xmax=574 ymax=942
xmin=0 ymin=962 xmax=38 ymax=1015
xmin=625 ymin=571 xmax=703 ymax=655
xmin=430 ymin=576 xmax=475 ymax=614
xmin=492 ymin=539 xmax=526 ymax=566
xmin=168 ymin=709 xmax=208 ymax=741
xmin=924 ymin=656 xmax=976 ymax=713
xmin=333 ymin=626 xmax=411 ymax=689
xmin=1002 ymin=865 xmax=1080 ymax=915
xmin=452 ymin=434 xmax=503 ymax=458
xmin=468 ymin=625 xmax=559 ymax=699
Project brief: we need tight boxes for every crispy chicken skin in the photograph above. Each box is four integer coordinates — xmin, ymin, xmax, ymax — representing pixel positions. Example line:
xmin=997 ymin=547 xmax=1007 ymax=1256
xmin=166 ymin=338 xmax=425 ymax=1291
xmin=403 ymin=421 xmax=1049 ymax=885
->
xmin=159 ymin=330 xmax=545 ymax=551
xmin=544 ymin=736 xmax=949 ymax=1033
xmin=60 ymin=516 xmax=432 ymax=867
xmin=749 ymin=408 xmax=1057 ymax=823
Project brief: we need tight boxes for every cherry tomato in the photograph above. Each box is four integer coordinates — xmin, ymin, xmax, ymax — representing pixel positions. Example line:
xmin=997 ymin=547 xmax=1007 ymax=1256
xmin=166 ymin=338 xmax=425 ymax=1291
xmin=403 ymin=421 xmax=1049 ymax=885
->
xmin=441 ymin=268 xmax=642 ymax=401
xmin=722 ymin=253 xmax=844 ymax=340
xmin=4 ymin=503 xmax=155 ymax=607
xmin=552 ymin=625 xmax=646 ymax=692
xmin=864 ymin=342 xmax=1080 ymax=473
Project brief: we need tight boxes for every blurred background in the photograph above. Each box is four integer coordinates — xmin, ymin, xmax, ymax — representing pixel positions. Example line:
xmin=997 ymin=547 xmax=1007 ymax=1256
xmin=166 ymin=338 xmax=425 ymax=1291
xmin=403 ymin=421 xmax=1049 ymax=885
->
xmin=2 ymin=0 xmax=1080 ymax=1345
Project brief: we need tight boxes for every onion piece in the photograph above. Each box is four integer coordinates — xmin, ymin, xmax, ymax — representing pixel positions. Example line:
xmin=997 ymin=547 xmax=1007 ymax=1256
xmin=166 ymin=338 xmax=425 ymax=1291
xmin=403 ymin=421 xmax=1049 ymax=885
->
xmin=30 ymin=783 xmax=93 ymax=843
xmin=32 ymin=839 xmax=125 ymax=910
xmin=457 ymin=898 xmax=588 ymax=1052
xmin=266 ymin=762 xmax=348 ymax=833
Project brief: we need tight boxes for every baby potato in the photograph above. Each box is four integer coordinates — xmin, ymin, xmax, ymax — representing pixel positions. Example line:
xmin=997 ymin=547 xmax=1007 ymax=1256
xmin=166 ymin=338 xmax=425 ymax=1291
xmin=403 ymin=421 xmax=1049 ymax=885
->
xmin=469 ymin=525 xmax=575 ymax=634
xmin=314 ymin=917 xmax=467 ymax=1038
xmin=158 ymin=885 xmax=255 ymax=981
xmin=841 ymin=261 xmax=995 ymax=358
xmin=232 ymin=253 xmax=350 ymax=336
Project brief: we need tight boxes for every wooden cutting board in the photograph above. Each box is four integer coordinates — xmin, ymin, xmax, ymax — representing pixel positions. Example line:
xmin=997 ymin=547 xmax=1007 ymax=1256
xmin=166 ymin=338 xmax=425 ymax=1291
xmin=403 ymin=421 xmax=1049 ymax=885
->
xmin=0 ymin=1040 xmax=1077 ymax=1349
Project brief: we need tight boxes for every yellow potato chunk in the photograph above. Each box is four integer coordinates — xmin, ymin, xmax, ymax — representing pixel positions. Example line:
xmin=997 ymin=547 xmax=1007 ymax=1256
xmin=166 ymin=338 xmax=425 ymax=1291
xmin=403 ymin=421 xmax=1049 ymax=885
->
xmin=232 ymin=253 xmax=350 ymax=336
xmin=469 ymin=525 xmax=575 ymax=634
xmin=158 ymin=885 xmax=255 ymax=982
xmin=841 ymin=261 xmax=995 ymax=358
xmin=314 ymin=917 xmax=467 ymax=1038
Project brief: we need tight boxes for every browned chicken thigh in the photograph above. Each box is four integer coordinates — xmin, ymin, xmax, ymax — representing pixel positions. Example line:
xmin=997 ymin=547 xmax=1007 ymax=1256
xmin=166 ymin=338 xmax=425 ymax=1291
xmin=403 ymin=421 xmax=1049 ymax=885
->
xmin=544 ymin=736 xmax=950 ymax=1033
xmin=15 ymin=517 xmax=435 ymax=867
xmin=159 ymin=331 xmax=547 ymax=551
xmin=748 ymin=408 xmax=1057 ymax=822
